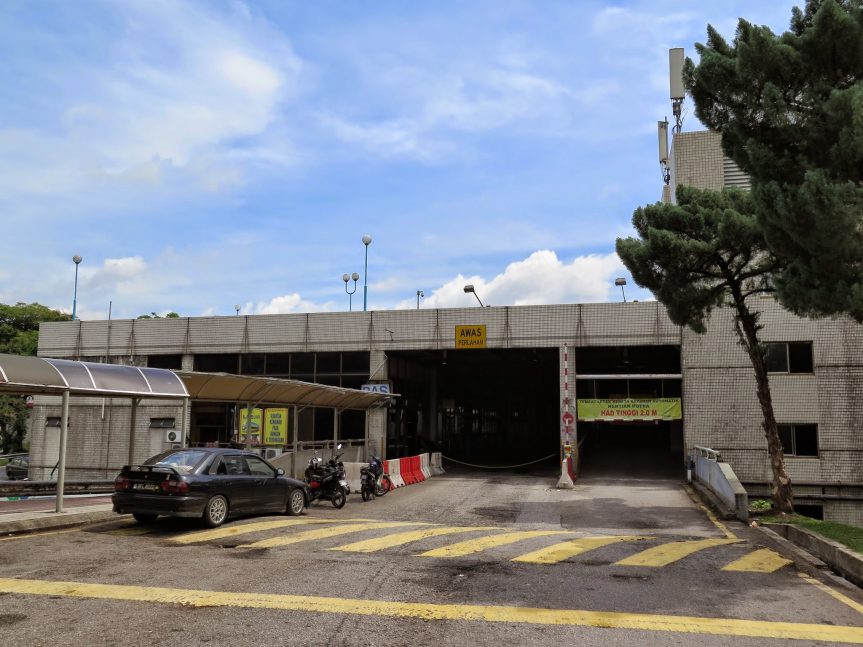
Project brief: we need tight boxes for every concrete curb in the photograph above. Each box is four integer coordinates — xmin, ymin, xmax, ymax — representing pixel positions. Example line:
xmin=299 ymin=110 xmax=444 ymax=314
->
xmin=0 ymin=510 xmax=123 ymax=536
xmin=764 ymin=523 xmax=863 ymax=588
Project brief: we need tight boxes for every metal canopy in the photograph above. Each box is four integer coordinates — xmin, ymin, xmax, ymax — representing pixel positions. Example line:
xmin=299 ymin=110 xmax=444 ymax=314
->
xmin=176 ymin=371 xmax=392 ymax=410
xmin=0 ymin=353 xmax=188 ymax=398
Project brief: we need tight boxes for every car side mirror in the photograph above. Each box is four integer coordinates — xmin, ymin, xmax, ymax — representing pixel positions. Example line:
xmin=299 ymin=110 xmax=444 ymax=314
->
xmin=276 ymin=468 xmax=285 ymax=476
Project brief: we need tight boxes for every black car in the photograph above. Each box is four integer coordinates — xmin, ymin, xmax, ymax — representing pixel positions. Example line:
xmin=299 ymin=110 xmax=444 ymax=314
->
xmin=5 ymin=455 xmax=28 ymax=480
xmin=112 ymin=448 xmax=309 ymax=527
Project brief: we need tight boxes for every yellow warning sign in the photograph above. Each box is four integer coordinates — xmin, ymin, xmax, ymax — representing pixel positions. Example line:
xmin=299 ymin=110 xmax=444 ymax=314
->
xmin=455 ymin=325 xmax=487 ymax=349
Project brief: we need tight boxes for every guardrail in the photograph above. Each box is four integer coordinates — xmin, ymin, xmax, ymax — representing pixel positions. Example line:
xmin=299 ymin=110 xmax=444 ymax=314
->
xmin=690 ymin=445 xmax=749 ymax=522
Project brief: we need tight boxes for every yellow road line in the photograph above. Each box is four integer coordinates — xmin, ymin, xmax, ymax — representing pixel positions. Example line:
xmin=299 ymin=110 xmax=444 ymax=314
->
xmin=682 ymin=485 xmax=737 ymax=540
xmin=616 ymin=538 xmax=739 ymax=567
xmin=0 ymin=528 xmax=81 ymax=542
xmin=418 ymin=530 xmax=574 ymax=558
xmin=512 ymin=535 xmax=650 ymax=564
xmin=799 ymin=573 xmax=863 ymax=615
xmin=1 ymin=577 xmax=862 ymax=643
xmin=722 ymin=548 xmax=793 ymax=573
xmin=171 ymin=518 xmax=353 ymax=545
xmin=239 ymin=521 xmax=433 ymax=549
xmin=332 ymin=526 xmax=501 ymax=553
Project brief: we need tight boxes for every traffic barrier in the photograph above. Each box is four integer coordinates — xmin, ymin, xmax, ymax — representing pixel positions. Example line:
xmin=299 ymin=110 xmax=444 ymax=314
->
xmin=431 ymin=452 xmax=445 ymax=475
xmin=413 ymin=456 xmax=425 ymax=482
xmin=420 ymin=453 xmax=431 ymax=479
xmin=386 ymin=459 xmax=405 ymax=488
xmin=402 ymin=456 xmax=417 ymax=484
xmin=343 ymin=462 xmax=363 ymax=493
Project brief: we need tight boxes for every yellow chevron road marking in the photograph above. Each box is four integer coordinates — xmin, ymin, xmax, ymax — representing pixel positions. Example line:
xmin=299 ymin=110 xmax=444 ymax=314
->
xmin=616 ymin=538 xmax=740 ymax=567
xmin=512 ymin=535 xmax=650 ymax=564
xmin=171 ymin=518 xmax=353 ymax=545
xmin=239 ymin=521 xmax=433 ymax=549
xmin=1 ymin=577 xmax=862 ymax=642
xmin=799 ymin=573 xmax=863 ymax=615
xmin=722 ymin=548 xmax=793 ymax=573
xmin=332 ymin=526 xmax=501 ymax=553
xmin=417 ymin=530 xmax=575 ymax=558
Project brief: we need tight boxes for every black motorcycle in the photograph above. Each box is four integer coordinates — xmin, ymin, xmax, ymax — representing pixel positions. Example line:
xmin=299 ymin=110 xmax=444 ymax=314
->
xmin=360 ymin=455 xmax=393 ymax=501
xmin=305 ymin=448 xmax=348 ymax=509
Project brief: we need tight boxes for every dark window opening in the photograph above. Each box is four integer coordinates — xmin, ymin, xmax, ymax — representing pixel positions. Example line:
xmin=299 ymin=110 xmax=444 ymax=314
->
xmin=267 ymin=353 xmax=291 ymax=375
xmin=342 ymin=351 xmax=369 ymax=373
xmin=314 ymin=408 xmax=335 ymax=441
xmin=766 ymin=342 xmax=813 ymax=373
xmin=194 ymin=354 xmax=239 ymax=373
xmin=45 ymin=417 xmax=62 ymax=427
xmin=778 ymin=424 xmax=818 ymax=457
xmin=316 ymin=352 xmax=341 ymax=374
xmin=149 ymin=417 xmax=175 ymax=429
xmin=794 ymin=504 xmax=824 ymax=520
xmin=241 ymin=354 xmax=266 ymax=375
xmin=291 ymin=352 xmax=315 ymax=375
xmin=148 ymin=354 xmax=183 ymax=370
xmin=576 ymin=345 xmax=680 ymax=374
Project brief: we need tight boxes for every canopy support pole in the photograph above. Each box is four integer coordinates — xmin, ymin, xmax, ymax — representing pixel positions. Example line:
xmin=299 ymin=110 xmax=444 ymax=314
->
xmin=128 ymin=397 xmax=140 ymax=465
xmin=55 ymin=390 xmax=70 ymax=513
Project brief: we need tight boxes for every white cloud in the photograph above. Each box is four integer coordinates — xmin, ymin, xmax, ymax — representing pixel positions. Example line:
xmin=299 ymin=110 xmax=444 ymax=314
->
xmin=396 ymin=250 xmax=642 ymax=309
xmin=255 ymin=294 xmax=336 ymax=314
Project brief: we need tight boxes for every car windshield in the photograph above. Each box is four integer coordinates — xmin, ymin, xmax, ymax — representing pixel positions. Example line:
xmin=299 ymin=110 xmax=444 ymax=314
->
xmin=145 ymin=450 xmax=208 ymax=473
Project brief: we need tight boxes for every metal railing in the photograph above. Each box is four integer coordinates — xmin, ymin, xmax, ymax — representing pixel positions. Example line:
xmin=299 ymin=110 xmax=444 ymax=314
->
xmin=692 ymin=445 xmax=722 ymax=462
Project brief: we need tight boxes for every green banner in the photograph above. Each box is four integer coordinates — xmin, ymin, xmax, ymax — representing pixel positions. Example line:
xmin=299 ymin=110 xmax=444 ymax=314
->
xmin=577 ymin=398 xmax=682 ymax=422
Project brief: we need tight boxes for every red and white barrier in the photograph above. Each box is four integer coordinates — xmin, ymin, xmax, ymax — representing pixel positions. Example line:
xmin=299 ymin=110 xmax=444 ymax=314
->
xmin=420 ymin=453 xmax=431 ymax=479
xmin=386 ymin=459 xmax=405 ymax=488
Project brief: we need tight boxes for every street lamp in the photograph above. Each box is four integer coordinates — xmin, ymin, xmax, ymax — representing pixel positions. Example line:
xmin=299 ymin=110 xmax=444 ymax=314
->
xmin=362 ymin=234 xmax=372 ymax=311
xmin=463 ymin=284 xmax=485 ymax=307
xmin=71 ymin=255 xmax=82 ymax=320
xmin=416 ymin=290 xmax=424 ymax=309
xmin=343 ymin=272 xmax=359 ymax=311
xmin=234 ymin=304 xmax=240 ymax=316
xmin=615 ymin=277 xmax=627 ymax=302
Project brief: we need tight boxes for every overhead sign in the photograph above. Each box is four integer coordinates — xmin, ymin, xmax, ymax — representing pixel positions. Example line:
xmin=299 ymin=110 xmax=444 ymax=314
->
xmin=577 ymin=398 xmax=682 ymax=422
xmin=455 ymin=325 xmax=487 ymax=349
xmin=264 ymin=408 xmax=288 ymax=445
xmin=362 ymin=382 xmax=392 ymax=394
xmin=238 ymin=407 xmax=263 ymax=445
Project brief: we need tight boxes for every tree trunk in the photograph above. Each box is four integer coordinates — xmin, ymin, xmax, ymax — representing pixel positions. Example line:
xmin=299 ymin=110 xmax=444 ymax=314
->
xmin=731 ymin=291 xmax=794 ymax=514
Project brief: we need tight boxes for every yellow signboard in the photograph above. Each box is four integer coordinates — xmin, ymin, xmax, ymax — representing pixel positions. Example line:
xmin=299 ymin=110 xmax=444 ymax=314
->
xmin=264 ymin=408 xmax=288 ymax=446
xmin=238 ymin=407 xmax=263 ymax=444
xmin=577 ymin=398 xmax=682 ymax=422
xmin=455 ymin=325 xmax=487 ymax=349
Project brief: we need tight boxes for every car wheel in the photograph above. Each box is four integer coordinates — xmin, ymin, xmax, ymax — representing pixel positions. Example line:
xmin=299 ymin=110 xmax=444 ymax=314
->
xmin=203 ymin=495 xmax=229 ymax=528
xmin=132 ymin=513 xmax=158 ymax=525
xmin=286 ymin=488 xmax=305 ymax=516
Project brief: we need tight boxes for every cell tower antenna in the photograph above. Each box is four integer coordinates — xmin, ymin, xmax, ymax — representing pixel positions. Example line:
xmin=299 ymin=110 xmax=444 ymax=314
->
xmin=669 ymin=48 xmax=685 ymax=133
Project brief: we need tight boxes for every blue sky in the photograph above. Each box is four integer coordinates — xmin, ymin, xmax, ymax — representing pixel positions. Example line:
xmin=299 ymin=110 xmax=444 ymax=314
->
xmin=0 ymin=1 xmax=794 ymax=319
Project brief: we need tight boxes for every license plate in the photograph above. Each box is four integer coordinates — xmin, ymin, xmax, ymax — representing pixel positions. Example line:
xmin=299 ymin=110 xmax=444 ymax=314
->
xmin=339 ymin=479 xmax=347 ymax=486
xmin=133 ymin=483 xmax=159 ymax=492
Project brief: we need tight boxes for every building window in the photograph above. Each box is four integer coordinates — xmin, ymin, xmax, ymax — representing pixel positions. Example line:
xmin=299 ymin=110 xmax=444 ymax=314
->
xmin=46 ymin=417 xmax=62 ymax=427
xmin=765 ymin=342 xmax=813 ymax=373
xmin=777 ymin=424 xmax=818 ymax=457
xmin=148 ymin=354 xmax=183 ymax=370
xmin=149 ymin=417 xmax=176 ymax=429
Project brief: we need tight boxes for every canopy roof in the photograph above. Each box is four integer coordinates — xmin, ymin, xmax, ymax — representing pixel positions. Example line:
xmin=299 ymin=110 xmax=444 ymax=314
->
xmin=0 ymin=353 xmax=188 ymax=398
xmin=176 ymin=371 xmax=391 ymax=410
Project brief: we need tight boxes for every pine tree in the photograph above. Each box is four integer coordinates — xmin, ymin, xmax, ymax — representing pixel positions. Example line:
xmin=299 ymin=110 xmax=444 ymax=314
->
xmin=617 ymin=187 xmax=794 ymax=513
xmin=685 ymin=0 xmax=863 ymax=320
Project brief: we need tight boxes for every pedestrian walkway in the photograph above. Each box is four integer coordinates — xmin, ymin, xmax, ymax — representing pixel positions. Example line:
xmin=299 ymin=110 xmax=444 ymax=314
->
xmin=0 ymin=495 xmax=115 ymax=534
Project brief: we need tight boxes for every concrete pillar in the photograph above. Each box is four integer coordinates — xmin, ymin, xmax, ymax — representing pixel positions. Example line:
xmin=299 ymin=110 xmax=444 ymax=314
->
xmin=367 ymin=350 xmax=388 ymax=459
xmin=181 ymin=354 xmax=194 ymax=371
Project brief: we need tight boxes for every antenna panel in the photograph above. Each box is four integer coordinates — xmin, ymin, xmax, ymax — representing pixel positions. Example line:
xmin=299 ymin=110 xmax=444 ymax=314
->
xmin=669 ymin=48 xmax=685 ymax=99
xmin=657 ymin=120 xmax=669 ymax=163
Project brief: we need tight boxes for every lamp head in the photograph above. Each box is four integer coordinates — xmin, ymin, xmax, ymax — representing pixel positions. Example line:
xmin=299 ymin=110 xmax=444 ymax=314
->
xmin=342 ymin=273 xmax=350 ymax=283
xmin=351 ymin=272 xmax=360 ymax=281
xmin=72 ymin=255 xmax=82 ymax=265
xmin=362 ymin=234 xmax=372 ymax=246
xmin=463 ymin=284 xmax=475 ymax=294
xmin=614 ymin=278 xmax=627 ymax=287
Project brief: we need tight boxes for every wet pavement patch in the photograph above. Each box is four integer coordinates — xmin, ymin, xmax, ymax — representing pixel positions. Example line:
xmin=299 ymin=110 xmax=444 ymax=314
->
xmin=0 ymin=614 xmax=26 ymax=626
xmin=471 ymin=505 xmax=519 ymax=523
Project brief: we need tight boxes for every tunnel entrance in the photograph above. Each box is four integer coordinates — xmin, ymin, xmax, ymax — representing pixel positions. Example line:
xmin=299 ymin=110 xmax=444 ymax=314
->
xmin=386 ymin=348 xmax=559 ymax=467
xmin=578 ymin=421 xmax=683 ymax=479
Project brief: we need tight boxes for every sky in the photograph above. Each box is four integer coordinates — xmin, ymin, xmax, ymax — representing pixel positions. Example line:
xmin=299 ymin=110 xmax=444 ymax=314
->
xmin=0 ymin=0 xmax=795 ymax=320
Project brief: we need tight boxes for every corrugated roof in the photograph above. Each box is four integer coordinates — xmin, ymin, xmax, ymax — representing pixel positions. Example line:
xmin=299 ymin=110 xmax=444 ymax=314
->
xmin=0 ymin=353 xmax=188 ymax=398
xmin=176 ymin=371 xmax=391 ymax=410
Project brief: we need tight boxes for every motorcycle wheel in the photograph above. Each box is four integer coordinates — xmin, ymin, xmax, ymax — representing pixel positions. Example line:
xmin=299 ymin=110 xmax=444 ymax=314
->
xmin=375 ymin=474 xmax=393 ymax=497
xmin=331 ymin=487 xmax=347 ymax=509
xmin=361 ymin=485 xmax=372 ymax=502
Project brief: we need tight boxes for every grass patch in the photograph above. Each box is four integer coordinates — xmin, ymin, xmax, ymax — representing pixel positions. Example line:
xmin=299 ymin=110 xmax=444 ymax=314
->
xmin=759 ymin=513 xmax=863 ymax=554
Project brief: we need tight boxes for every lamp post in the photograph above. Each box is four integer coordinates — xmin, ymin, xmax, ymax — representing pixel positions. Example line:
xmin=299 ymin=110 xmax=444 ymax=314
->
xmin=234 ymin=304 xmax=240 ymax=316
xmin=71 ymin=255 xmax=82 ymax=320
xmin=416 ymin=290 xmax=424 ymax=309
xmin=615 ymin=277 xmax=627 ymax=302
xmin=362 ymin=234 xmax=372 ymax=311
xmin=463 ymin=284 xmax=485 ymax=307
xmin=343 ymin=272 xmax=359 ymax=311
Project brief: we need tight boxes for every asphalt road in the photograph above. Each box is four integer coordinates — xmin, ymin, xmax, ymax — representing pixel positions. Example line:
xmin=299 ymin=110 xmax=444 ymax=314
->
xmin=0 ymin=468 xmax=861 ymax=646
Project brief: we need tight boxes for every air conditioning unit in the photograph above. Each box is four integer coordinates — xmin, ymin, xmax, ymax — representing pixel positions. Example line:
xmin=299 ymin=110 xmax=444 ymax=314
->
xmin=261 ymin=448 xmax=283 ymax=460
xmin=165 ymin=429 xmax=180 ymax=444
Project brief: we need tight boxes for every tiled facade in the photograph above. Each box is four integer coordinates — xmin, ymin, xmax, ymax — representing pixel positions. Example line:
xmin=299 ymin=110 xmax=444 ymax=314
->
xmin=35 ymin=299 xmax=863 ymax=523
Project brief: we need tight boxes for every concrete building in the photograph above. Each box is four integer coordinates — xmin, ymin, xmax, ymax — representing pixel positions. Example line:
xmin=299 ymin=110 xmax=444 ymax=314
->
xmin=33 ymin=297 xmax=863 ymax=524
